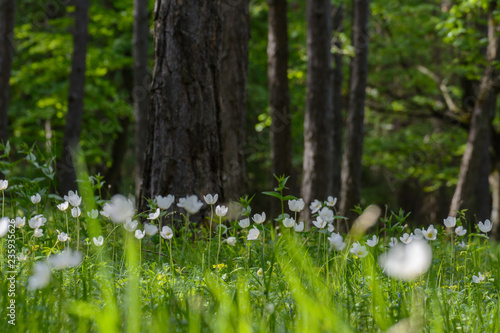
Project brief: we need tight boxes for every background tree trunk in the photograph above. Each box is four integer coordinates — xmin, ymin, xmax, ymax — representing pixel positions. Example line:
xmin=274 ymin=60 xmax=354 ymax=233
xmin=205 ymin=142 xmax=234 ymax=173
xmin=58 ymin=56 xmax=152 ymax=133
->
xmin=268 ymin=0 xmax=293 ymax=218
xmin=331 ymin=4 xmax=344 ymax=201
xmin=449 ymin=2 xmax=499 ymax=218
xmin=340 ymin=0 xmax=370 ymax=222
xmin=57 ymin=0 xmax=90 ymax=195
xmin=132 ymin=0 xmax=150 ymax=198
xmin=139 ymin=0 xmax=222 ymax=214
xmin=0 ymin=0 xmax=16 ymax=145
xmin=301 ymin=0 xmax=333 ymax=223
xmin=219 ymin=1 xmax=249 ymax=201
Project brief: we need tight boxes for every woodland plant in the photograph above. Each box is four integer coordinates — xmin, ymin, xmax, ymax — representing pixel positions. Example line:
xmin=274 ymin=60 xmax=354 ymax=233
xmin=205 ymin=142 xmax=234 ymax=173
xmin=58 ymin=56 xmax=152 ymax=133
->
xmin=0 ymin=153 xmax=499 ymax=332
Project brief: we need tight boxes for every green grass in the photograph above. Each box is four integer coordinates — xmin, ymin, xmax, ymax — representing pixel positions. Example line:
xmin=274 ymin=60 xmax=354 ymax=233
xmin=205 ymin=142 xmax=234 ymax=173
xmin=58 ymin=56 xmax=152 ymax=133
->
xmin=0 ymin=175 xmax=499 ymax=332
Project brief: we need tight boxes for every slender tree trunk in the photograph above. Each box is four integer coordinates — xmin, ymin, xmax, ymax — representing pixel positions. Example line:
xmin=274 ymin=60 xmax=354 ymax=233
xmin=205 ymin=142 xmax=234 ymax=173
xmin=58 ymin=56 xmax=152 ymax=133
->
xmin=339 ymin=0 xmax=370 ymax=222
xmin=268 ymin=0 xmax=293 ymax=217
xmin=133 ymin=0 xmax=150 ymax=198
xmin=139 ymin=1 xmax=222 ymax=214
xmin=301 ymin=0 xmax=333 ymax=223
xmin=0 ymin=0 xmax=16 ymax=145
xmin=105 ymin=116 xmax=130 ymax=195
xmin=449 ymin=2 xmax=499 ymax=217
xmin=490 ymin=162 xmax=500 ymax=240
xmin=219 ymin=1 xmax=249 ymax=201
xmin=331 ymin=4 xmax=344 ymax=200
xmin=57 ymin=0 xmax=90 ymax=195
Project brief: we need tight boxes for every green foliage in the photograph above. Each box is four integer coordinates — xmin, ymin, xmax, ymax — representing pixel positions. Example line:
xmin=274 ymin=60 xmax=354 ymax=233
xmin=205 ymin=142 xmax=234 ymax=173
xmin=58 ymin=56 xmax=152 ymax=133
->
xmin=1 ymin=172 xmax=500 ymax=332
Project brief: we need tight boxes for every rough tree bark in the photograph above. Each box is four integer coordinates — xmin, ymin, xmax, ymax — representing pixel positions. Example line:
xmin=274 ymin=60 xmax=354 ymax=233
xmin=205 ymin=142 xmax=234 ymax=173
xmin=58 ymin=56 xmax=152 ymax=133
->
xmin=339 ymin=0 xmax=370 ymax=222
xmin=331 ymin=4 xmax=344 ymax=200
xmin=268 ymin=0 xmax=293 ymax=217
xmin=301 ymin=0 xmax=333 ymax=223
xmin=219 ymin=0 xmax=249 ymax=201
xmin=58 ymin=0 xmax=90 ymax=195
xmin=133 ymin=0 xmax=150 ymax=197
xmin=139 ymin=1 xmax=222 ymax=213
xmin=0 ymin=0 xmax=16 ymax=145
xmin=449 ymin=2 xmax=499 ymax=217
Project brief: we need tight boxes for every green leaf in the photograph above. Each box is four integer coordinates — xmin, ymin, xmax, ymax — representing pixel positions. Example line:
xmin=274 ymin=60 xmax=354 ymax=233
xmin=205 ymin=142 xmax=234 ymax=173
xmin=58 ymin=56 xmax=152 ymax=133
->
xmin=262 ymin=191 xmax=283 ymax=199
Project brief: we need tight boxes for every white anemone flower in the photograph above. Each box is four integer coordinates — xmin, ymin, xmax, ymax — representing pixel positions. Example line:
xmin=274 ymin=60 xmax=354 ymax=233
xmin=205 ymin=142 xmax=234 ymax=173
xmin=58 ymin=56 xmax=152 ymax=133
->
xmin=318 ymin=207 xmax=334 ymax=223
xmin=252 ymin=212 xmax=266 ymax=224
xmin=28 ymin=215 xmax=47 ymax=229
xmin=366 ymin=235 xmax=379 ymax=247
xmin=288 ymin=198 xmax=305 ymax=212
xmin=350 ymin=242 xmax=369 ymax=258
xmin=378 ymin=239 xmax=432 ymax=281
xmin=18 ymin=253 xmax=27 ymax=262
xmin=144 ymin=223 xmax=158 ymax=236
xmin=28 ymin=262 xmax=52 ymax=290
xmin=238 ymin=218 xmax=250 ymax=229
xmin=215 ymin=205 xmax=228 ymax=217
xmin=87 ymin=209 xmax=99 ymax=219
xmin=57 ymin=201 xmax=69 ymax=211
xmin=148 ymin=208 xmax=160 ymax=220
xmin=71 ymin=207 xmax=81 ymax=218
xmin=388 ymin=237 xmax=398 ymax=247
xmin=328 ymin=233 xmax=346 ymax=251
xmin=294 ymin=221 xmax=305 ymax=232
xmin=422 ymin=225 xmax=437 ymax=240
xmin=472 ymin=272 xmax=485 ymax=284
xmin=203 ymin=194 xmax=218 ymax=205
xmin=93 ymin=236 xmax=104 ymax=246
xmin=107 ymin=195 xmax=135 ymax=224
xmin=100 ymin=203 xmax=112 ymax=218
xmin=313 ymin=216 xmax=327 ymax=229
xmin=13 ymin=217 xmax=25 ymax=228
xmin=0 ymin=180 xmax=8 ymax=190
xmin=309 ymin=199 xmax=322 ymax=214
xmin=31 ymin=193 xmax=41 ymax=204
xmin=226 ymin=236 xmax=237 ymax=246
xmin=247 ymin=227 xmax=260 ymax=240
xmin=455 ymin=226 xmax=467 ymax=236
xmin=48 ymin=249 xmax=82 ymax=269
xmin=400 ymin=233 xmax=413 ymax=244
xmin=326 ymin=196 xmax=337 ymax=207
xmin=64 ymin=190 xmax=82 ymax=207
xmin=413 ymin=228 xmax=423 ymax=240
xmin=327 ymin=223 xmax=335 ymax=233
xmin=135 ymin=230 xmax=145 ymax=240
xmin=124 ymin=218 xmax=138 ymax=232
xmin=156 ymin=194 xmax=175 ymax=210
xmin=34 ymin=228 xmax=44 ymax=238
xmin=0 ymin=217 xmax=9 ymax=237
xmin=177 ymin=195 xmax=204 ymax=214
xmin=58 ymin=232 xmax=69 ymax=242
xmin=282 ymin=217 xmax=295 ymax=228
xmin=160 ymin=226 xmax=174 ymax=240
xmin=478 ymin=219 xmax=492 ymax=233
xmin=443 ymin=216 xmax=456 ymax=228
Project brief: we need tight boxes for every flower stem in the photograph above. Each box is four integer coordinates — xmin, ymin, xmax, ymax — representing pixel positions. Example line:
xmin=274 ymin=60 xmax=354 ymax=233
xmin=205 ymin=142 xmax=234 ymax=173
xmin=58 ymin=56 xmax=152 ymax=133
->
xmin=208 ymin=205 xmax=213 ymax=270
xmin=216 ymin=215 xmax=222 ymax=272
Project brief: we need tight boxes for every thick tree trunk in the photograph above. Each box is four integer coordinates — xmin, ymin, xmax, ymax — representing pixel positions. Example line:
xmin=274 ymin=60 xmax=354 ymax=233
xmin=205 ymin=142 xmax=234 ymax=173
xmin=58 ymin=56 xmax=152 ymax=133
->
xmin=331 ymin=4 xmax=344 ymax=200
xmin=339 ymin=0 xmax=370 ymax=222
xmin=449 ymin=2 xmax=499 ymax=217
xmin=301 ymin=0 xmax=333 ymax=223
xmin=268 ymin=0 xmax=293 ymax=217
xmin=219 ymin=1 xmax=249 ymax=201
xmin=0 ymin=0 xmax=16 ymax=145
xmin=139 ymin=1 xmax=222 ymax=214
xmin=133 ymin=0 xmax=150 ymax=198
xmin=57 ymin=0 xmax=90 ymax=195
